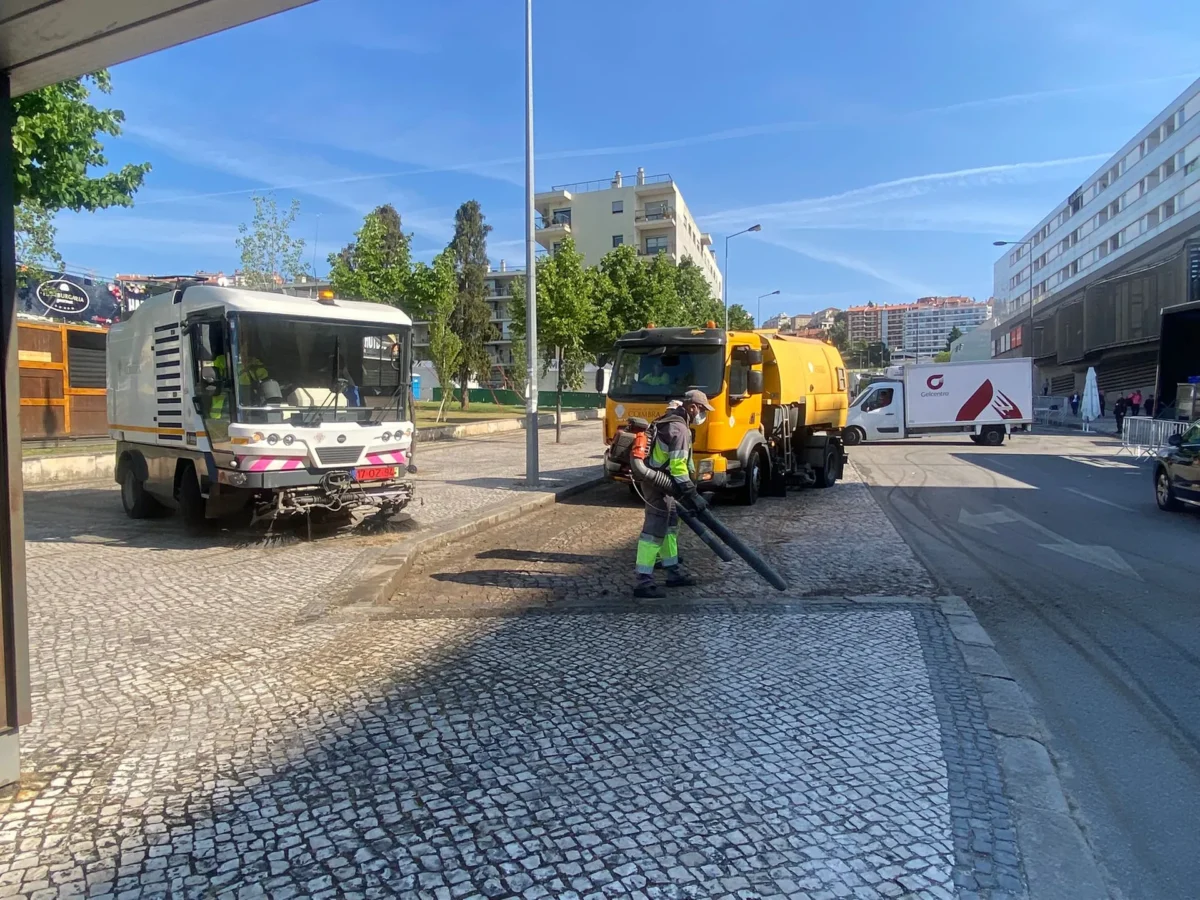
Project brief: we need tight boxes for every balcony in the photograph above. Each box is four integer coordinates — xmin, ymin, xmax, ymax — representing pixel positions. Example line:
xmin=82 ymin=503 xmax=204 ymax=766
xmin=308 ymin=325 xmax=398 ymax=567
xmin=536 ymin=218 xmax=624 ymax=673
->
xmin=638 ymin=245 xmax=676 ymax=262
xmin=534 ymin=214 xmax=572 ymax=248
xmin=634 ymin=207 xmax=676 ymax=228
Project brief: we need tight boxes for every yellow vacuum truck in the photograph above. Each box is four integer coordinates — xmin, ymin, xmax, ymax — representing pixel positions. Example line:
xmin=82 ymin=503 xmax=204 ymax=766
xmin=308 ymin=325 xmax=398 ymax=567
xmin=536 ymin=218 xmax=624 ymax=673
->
xmin=601 ymin=326 xmax=850 ymax=503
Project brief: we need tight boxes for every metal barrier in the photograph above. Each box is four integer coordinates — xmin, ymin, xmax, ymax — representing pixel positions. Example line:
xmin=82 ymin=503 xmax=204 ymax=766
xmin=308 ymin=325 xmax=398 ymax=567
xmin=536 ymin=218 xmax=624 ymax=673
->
xmin=1034 ymin=396 xmax=1068 ymax=427
xmin=1117 ymin=416 xmax=1191 ymax=459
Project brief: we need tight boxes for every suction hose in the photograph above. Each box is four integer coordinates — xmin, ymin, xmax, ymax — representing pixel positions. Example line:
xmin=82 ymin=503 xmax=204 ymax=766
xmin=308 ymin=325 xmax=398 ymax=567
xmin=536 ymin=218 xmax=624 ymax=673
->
xmin=630 ymin=456 xmax=787 ymax=591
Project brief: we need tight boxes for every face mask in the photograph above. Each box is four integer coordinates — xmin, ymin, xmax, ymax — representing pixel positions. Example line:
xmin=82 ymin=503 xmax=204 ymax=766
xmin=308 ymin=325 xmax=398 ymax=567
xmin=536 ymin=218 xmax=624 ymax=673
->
xmin=690 ymin=407 xmax=708 ymax=426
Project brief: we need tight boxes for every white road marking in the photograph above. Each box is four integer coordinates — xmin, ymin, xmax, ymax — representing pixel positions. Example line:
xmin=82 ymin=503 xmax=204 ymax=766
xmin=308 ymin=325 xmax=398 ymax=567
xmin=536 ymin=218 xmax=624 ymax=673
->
xmin=1063 ymin=455 xmax=1139 ymax=469
xmin=957 ymin=504 xmax=1141 ymax=579
xmin=1063 ymin=487 xmax=1135 ymax=512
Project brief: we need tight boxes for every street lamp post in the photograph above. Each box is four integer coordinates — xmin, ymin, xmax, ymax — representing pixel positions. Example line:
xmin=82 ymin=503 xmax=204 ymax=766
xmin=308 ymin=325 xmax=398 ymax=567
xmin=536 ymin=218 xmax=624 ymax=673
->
xmin=757 ymin=290 xmax=780 ymax=329
xmin=723 ymin=224 xmax=762 ymax=331
xmin=523 ymin=0 xmax=539 ymax=486
xmin=993 ymin=239 xmax=1036 ymax=360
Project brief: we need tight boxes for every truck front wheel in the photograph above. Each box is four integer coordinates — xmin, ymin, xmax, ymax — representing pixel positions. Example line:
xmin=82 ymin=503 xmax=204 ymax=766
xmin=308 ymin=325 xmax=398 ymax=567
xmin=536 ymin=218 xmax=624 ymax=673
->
xmin=120 ymin=468 xmax=158 ymax=519
xmin=842 ymin=426 xmax=865 ymax=446
xmin=981 ymin=426 xmax=1005 ymax=447
xmin=739 ymin=449 xmax=764 ymax=505
xmin=177 ymin=464 xmax=208 ymax=530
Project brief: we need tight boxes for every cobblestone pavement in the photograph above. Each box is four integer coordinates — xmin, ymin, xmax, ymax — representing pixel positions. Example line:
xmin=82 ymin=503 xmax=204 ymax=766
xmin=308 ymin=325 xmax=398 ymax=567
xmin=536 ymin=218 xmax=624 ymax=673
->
xmin=2 ymin=451 xmax=1022 ymax=899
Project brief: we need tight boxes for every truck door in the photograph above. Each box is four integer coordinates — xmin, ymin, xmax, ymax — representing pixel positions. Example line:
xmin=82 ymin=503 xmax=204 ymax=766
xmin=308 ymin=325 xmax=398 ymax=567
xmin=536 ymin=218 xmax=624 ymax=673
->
xmin=859 ymin=385 xmax=902 ymax=440
xmin=186 ymin=314 xmax=233 ymax=445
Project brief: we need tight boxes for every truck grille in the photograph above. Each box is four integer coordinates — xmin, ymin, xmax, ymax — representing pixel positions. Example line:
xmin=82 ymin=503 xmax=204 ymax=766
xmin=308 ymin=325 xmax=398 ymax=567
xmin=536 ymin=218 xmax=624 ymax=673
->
xmin=315 ymin=446 xmax=364 ymax=465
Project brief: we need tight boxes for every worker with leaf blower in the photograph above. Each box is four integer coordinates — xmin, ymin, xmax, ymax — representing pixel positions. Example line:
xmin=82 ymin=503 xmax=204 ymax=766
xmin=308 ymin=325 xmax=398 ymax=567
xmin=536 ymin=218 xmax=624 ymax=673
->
xmin=632 ymin=389 xmax=715 ymax=598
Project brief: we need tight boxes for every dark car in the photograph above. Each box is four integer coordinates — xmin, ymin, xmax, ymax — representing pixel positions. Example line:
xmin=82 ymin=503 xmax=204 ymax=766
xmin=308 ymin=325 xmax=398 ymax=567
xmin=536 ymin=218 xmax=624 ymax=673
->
xmin=1153 ymin=421 xmax=1200 ymax=511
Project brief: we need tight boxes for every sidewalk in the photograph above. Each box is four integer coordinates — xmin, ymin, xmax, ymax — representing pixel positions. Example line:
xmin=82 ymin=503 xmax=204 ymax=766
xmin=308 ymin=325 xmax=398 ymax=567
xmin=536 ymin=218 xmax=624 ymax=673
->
xmin=0 ymin=444 xmax=1097 ymax=899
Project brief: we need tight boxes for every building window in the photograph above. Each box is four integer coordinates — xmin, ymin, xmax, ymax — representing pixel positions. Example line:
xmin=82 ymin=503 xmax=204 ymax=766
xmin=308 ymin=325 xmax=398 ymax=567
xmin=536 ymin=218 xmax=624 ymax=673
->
xmin=1145 ymin=169 xmax=1161 ymax=191
xmin=612 ymin=234 xmax=624 ymax=248
xmin=611 ymin=200 xmax=623 ymax=214
xmin=1163 ymin=115 xmax=1177 ymax=139
xmin=551 ymin=208 xmax=571 ymax=225
xmin=645 ymin=235 xmax=669 ymax=255
xmin=1070 ymin=259 xmax=1079 ymax=277
xmin=551 ymin=241 xmax=562 ymax=255
xmin=1109 ymin=199 xmax=1121 ymax=218
xmin=1147 ymin=208 xmax=1161 ymax=229
xmin=1162 ymin=155 xmax=1176 ymax=178
xmin=1070 ymin=192 xmax=1083 ymax=213
xmin=1109 ymin=234 xmax=1121 ymax=253
xmin=1162 ymin=196 xmax=1176 ymax=219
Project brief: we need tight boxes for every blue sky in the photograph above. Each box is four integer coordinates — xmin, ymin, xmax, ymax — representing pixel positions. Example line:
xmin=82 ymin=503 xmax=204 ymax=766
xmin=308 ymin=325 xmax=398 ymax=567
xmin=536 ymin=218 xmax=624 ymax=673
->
xmin=51 ymin=0 xmax=1200 ymax=324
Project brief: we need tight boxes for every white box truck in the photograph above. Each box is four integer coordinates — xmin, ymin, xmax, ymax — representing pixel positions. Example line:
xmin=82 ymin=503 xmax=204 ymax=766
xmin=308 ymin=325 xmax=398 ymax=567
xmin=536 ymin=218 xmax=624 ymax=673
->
xmin=106 ymin=283 xmax=417 ymax=527
xmin=843 ymin=358 xmax=1033 ymax=446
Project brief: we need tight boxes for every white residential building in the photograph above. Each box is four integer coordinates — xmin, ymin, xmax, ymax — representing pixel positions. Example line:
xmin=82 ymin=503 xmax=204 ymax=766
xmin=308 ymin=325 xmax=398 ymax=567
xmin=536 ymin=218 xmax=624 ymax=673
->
xmin=992 ymin=78 xmax=1200 ymax=317
xmin=534 ymin=168 xmax=723 ymax=297
xmin=902 ymin=296 xmax=990 ymax=359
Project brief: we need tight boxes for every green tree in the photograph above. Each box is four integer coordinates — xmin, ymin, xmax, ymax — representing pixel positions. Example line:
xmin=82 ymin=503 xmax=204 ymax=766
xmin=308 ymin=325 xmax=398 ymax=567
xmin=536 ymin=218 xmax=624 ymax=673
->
xmin=408 ymin=249 xmax=460 ymax=423
xmin=509 ymin=238 xmax=594 ymax=441
xmin=727 ymin=303 xmax=755 ymax=331
xmin=675 ymin=258 xmax=722 ymax=326
xmin=933 ymin=350 xmax=952 ymax=363
xmin=327 ymin=204 xmax=411 ymax=309
xmin=12 ymin=70 xmax=151 ymax=272
xmin=944 ymin=326 xmax=964 ymax=351
xmin=14 ymin=203 xmax=63 ymax=281
xmin=12 ymin=71 xmax=151 ymax=211
xmin=237 ymin=194 xmax=308 ymax=289
xmin=448 ymin=200 xmax=495 ymax=409
xmin=828 ymin=311 xmax=849 ymax=352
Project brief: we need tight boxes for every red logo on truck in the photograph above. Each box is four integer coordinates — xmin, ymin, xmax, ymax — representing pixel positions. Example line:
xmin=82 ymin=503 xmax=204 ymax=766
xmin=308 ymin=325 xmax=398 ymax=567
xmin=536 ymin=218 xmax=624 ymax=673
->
xmin=926 ymin=374 xmax=944 ymax=390
xmin=955 ymin=379 xmax=1025 ymax=421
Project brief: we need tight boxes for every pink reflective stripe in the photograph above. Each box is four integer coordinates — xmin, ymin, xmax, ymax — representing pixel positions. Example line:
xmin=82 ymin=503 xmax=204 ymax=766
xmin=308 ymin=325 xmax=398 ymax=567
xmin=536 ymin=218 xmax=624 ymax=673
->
xmin=365 ymin=450 xmax=407 ymax=465
xmin=239 ymin=456 xmax=306 ymax=472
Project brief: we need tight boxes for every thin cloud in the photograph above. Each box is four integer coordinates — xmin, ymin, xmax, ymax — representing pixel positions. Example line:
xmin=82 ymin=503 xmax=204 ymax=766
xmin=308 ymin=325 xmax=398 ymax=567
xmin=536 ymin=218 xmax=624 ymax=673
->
xmin=700 ymin=154 xmax=1111 ymax=232
xmin=757 ymin=234 xmax=936 ymax=297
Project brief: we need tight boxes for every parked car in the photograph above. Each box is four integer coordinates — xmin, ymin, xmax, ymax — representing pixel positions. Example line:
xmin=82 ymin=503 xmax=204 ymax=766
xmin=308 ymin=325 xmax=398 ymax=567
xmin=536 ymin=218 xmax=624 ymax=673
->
xmin=1153 ymin=421 xmax=1200 ymax=511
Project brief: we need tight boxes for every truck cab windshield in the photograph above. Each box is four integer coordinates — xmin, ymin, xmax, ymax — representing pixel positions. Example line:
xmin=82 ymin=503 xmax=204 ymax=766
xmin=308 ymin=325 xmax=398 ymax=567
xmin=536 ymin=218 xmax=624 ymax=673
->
xmin=200 ymin=314 xmax=411 ymax=426
xmin=609 ymin=346 xmax=724 ymax=400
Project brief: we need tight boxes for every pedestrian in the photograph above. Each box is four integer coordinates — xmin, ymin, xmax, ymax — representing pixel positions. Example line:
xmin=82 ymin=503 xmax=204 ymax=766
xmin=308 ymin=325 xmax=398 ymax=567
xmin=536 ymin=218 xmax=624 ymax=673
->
xmin=632 ymin=389 xmax=713 ymax=599
xmin=1131 ymin=388 xmax=1143 ymax=412
xmin=1144 ymin=394 xmax=1155 ymax=417
xmin=1099 ymin=389 xmax=1106 ymax=417
xmin=1114 ymin=395 xmax=1126 ymax=435
xmin=1043 ymin=379 xmax=1050 ymax=396
xmin=1070 ymin=392 xmax=1080 ymax=417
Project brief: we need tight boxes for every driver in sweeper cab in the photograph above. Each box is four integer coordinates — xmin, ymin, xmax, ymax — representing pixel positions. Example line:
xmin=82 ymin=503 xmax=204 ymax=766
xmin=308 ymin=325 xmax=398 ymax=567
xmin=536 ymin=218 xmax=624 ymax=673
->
xmin=633 ymin=389 xmax=714 ymax=599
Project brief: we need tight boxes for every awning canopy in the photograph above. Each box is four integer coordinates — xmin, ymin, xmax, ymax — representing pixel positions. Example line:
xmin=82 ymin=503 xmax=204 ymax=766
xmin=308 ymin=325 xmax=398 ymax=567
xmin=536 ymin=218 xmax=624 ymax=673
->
xmin=1 ymin=0 xmax=316 ymax=96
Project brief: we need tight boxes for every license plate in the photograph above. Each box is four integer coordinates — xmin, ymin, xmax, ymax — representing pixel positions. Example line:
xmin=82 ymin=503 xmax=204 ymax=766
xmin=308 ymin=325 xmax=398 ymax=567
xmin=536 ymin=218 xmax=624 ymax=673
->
xmin=352 ymin=465 xmax=397 ymax=482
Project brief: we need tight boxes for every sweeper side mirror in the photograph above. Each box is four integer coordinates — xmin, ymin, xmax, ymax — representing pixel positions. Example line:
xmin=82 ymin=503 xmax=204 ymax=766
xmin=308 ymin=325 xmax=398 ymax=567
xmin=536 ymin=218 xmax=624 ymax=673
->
xmin=747 ymin=371 xmax=764 ymax=394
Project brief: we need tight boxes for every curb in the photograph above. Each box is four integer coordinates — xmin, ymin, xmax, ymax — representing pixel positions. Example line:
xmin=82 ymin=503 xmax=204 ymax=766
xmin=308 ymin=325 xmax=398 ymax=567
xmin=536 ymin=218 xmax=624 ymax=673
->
xmin=20 ymin=410 xmax=604 ymax=488
xmin=415 ymin=408 xmax=601 ymax=443
xmin=936 ymin=596 xmax=1110 ymax=900
xmin=298 ymin=474 xmax=608 ymax=622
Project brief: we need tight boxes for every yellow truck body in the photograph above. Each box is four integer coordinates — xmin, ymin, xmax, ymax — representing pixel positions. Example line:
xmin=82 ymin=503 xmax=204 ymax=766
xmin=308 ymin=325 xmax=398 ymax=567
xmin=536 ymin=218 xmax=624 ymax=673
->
xmin=602 ymin=326 xmax=850 ymax=502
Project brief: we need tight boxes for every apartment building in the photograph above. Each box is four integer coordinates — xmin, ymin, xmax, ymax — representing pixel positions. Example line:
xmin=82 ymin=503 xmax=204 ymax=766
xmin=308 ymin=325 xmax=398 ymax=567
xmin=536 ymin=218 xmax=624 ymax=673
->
xmin=534 ymin=168 xmax=723 ymax=297
xmin=993 ymin=78 xmax=1200 ymax=317
xmin=903 ymin=296 xmax=990 ymax=358
xmin=989 ymin=77 xmax=1200 ymax=398
xmin=847 ymin=303 xmax=910 ymax=349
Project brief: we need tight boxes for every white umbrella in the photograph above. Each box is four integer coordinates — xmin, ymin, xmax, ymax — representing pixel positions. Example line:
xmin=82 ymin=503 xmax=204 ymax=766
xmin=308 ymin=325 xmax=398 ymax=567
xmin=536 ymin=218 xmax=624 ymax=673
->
xmin=1080 ymin=367 xmax=1101 ymax=432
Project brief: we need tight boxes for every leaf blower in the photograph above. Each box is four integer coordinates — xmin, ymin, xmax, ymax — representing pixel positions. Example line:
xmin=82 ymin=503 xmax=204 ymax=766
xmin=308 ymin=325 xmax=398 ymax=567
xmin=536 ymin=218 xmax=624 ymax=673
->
xmin=622 ymin=419 xmax=787 ymax=592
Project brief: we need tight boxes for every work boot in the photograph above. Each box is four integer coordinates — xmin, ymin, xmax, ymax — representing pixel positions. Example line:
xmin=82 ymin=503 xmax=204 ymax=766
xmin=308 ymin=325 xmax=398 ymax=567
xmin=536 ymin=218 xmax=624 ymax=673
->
xmin=632 ymin=576 xmax=665 ymax=600
xmin=664 ymin=567 xmax=697 ymax=588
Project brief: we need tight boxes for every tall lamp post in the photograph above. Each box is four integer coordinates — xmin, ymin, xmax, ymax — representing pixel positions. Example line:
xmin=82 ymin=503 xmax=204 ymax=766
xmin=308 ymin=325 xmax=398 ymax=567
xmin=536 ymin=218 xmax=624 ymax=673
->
xmin=523 ymin=0 xmax=539 ymax=485
xmin=757 ymin=290 xmax=780 ymax=329
xmin=993 ymin=239 xmax=1036 ymax=359
xmin=723 ymin=224 xmax=762 ymax=331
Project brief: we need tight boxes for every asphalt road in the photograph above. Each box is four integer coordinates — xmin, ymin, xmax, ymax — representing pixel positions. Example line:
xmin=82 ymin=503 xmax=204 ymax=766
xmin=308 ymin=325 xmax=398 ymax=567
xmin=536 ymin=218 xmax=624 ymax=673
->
xmin=852 ymin=432 xmax=1200 ymax=900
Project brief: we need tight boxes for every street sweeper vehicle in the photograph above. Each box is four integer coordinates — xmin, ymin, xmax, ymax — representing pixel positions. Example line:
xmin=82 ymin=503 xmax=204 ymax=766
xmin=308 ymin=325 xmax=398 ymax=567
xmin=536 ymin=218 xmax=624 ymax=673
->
xmin=601 ymin=325 xmax=850 ymax=503
xmin=106 ymin=284 xmax=416 ymax=528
